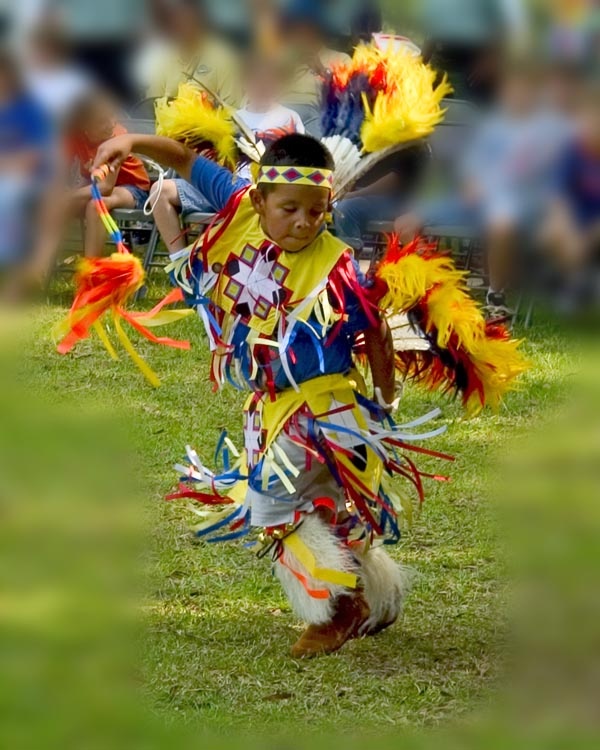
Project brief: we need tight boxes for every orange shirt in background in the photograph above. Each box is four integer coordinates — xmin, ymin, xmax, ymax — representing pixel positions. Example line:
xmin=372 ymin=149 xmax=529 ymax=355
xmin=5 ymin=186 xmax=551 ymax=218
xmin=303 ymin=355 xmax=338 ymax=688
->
xmin=70 ymin=123 xmax=151 ymax=191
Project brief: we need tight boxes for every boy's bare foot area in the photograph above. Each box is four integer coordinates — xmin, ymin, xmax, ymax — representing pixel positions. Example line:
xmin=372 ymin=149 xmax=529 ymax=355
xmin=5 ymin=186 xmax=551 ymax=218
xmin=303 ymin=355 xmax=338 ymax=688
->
xmin=290 ymin=592 xmax=370 ymax=659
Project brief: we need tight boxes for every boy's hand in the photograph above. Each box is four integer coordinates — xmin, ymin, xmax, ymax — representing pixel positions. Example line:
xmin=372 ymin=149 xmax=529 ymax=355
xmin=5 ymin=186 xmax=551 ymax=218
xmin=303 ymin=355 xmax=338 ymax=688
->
xmin=92 ymin=135 xmax=134 ymax=173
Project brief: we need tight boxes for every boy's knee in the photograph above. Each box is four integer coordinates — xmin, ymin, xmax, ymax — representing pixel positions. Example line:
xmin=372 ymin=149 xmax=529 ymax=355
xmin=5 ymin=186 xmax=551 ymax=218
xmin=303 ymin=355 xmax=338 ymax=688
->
xmin=151 ymin=179 xmax=177 ymax=207
xmin=149 ymin=182 xmax=161 ymax=201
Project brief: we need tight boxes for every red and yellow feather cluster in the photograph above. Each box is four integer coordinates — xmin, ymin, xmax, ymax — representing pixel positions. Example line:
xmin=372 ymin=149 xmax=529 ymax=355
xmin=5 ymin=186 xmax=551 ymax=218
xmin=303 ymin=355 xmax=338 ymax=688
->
xmin=373 ymin=237 xmax=529 ymax=416
xmin=54 ymin=253 xmax=191 ymax=388
xmin=325 ymin=44 xmax=453 ymax=152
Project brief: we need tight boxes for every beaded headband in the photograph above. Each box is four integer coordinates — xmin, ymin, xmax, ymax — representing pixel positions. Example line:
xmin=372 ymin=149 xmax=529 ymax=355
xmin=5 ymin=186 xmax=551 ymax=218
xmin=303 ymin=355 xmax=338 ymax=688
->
xmin=257 ymin=165 xmax=334 ymax=190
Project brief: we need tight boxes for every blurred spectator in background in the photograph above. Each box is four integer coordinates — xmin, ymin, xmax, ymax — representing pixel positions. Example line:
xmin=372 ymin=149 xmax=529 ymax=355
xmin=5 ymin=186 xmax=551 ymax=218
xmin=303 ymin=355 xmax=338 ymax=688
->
xmin=0 ymin=8 xmax=10 ymax=40
xmin=206 ymin=0 xmax=258 ymax=48
xmin=67 ymin=93 xmax=150 ymax=257
xmin=395 ymin=59 xmax=571 ymax=318
xmin=334 ymin=144 xmax=429 ymax=253
xmin=418 ymin=0 xmax=530 ymax=106
xmin=279 ymin=0 xmax=351 ymax=138
xmin=543 ymin=60 xmax=586 ymax=123
xmin=547 ymin=0 xmax=597 ymax=65
xmin=348 ymin=0 xmax=382 ymax=44
xmin=235 ymin=54 xmax=304 ymax=179
xmin=0 ymin=48 xmax=53 ymax=299
xmin=23 ymin=15 xmax=92 ymax=127
xmin=28 ymin=0 xmax=146 ymax=105
xmin=144 ymin=0 xmax=240 ymax=106
xmin=149 ymin=52 xmax=305 ymax=255
xmin=541 ymin=81 xmax=600 ymax=307
xmin=301 ymin=0 xmax=381 ymax=46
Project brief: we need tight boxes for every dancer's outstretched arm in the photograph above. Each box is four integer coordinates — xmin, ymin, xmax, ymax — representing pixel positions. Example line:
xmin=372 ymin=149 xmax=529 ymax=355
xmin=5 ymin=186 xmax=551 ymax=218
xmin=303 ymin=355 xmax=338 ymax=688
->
xmin=364 ymin=317 xmax=396 ymax=408
xmin=93 ymin=134 xmax=249 ymax=212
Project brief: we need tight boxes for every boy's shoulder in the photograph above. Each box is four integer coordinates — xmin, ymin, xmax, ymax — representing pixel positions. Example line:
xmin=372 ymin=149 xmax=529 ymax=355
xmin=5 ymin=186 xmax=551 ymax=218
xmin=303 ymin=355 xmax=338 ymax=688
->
xmin=306 ymin=227 xmax=356 ymax=265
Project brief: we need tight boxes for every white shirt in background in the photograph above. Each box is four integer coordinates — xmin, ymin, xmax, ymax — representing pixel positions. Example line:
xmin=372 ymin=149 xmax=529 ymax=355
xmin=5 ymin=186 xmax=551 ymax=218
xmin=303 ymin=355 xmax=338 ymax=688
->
xmin=25 ymin=67 xmax=92 ymax=124
xmin=235 ymin=105 xmax=305 ymax=181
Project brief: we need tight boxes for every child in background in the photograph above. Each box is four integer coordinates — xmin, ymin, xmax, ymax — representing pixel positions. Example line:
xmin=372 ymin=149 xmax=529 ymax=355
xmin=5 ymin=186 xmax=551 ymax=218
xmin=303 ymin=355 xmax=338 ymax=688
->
xmin=149 ymin=55 xmax=304 ymax=255
xmin=68 ymin=93 xmax=150 ymax=257
xmin=235 ymin=54 xmax=305 ymax=182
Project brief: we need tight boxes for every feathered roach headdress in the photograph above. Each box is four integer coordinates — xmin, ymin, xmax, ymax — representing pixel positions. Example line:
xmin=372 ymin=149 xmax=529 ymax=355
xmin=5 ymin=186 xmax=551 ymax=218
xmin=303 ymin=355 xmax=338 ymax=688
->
xmin=155 ymin=44 xmax=452 ymax=197
xmin=321 ymin=44 xmax=452 ymax=197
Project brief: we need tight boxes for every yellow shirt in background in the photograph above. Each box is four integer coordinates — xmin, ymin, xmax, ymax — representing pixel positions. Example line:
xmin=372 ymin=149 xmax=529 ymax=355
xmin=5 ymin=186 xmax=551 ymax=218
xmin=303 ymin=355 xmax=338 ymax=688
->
xmin=283 ymin=48 xmax=351 ymax=107
xmin=147 ymin=36 xmax=241 ymax=106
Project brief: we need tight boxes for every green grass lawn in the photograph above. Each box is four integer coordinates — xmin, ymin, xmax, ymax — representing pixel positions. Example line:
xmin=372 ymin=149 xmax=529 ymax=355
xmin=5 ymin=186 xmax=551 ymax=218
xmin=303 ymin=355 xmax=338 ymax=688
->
xmin=15 ymin=288 xmax=573 ymax=737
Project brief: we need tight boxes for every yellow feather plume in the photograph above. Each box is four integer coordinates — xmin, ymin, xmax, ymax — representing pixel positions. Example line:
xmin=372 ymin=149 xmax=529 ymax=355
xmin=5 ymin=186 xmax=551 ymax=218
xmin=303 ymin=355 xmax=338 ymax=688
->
xmin=360 ymin=49 xmax=453 ymax=153
xmin=155 ymin=83 xmax=237 ymax=167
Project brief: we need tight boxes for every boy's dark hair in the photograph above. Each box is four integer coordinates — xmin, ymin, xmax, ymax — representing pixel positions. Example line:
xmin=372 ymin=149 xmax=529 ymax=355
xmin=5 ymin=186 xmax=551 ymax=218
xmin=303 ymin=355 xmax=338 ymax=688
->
xmin=258 ymin=134 xmax=334 ymax=195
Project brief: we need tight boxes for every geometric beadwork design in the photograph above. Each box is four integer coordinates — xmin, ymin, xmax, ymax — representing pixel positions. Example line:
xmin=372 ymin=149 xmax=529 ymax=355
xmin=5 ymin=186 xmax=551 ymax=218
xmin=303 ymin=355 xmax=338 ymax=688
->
xmin=257 ymin=165 xmax=333 ymax=189
xmin=222 ymin=241 xmax=292 ymax=323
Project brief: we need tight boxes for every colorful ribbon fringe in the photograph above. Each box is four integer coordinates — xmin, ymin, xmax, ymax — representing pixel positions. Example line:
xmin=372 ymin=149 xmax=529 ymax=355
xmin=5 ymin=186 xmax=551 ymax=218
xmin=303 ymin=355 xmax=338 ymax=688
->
xmin=54 ymin=165 xmax=192 ymax=386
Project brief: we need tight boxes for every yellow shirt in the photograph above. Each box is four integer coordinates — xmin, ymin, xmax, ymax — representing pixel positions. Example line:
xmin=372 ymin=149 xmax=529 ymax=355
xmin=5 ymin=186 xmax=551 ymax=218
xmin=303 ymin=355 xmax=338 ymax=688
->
xmin=283 ymin=47 xmax=351 ymax=107
xmin=147 ymin=36 xmax=241 ymax=106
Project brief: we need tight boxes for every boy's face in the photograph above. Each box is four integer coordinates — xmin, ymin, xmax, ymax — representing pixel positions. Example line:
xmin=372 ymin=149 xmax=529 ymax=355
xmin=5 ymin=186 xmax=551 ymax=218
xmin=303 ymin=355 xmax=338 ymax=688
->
xmin=251 ymin=183 xmax=330 ymax=253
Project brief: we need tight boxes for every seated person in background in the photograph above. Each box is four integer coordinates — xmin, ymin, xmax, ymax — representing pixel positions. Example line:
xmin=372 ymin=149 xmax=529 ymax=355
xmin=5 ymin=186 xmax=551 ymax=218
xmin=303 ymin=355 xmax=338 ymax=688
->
xmin=145 ymin=0 xmax=240 ymax=105
xmin=394 ymin=60 xmax=570 ymax=316
xmin=67 ymin=93 xmax=150 ymax=257
xmin=150 ymin=53 xmax=305 ymax=255
xmin=541 ymin=83 xmax=600 ymax=300
xmin=279 ymin=0 xmax=351 ymax=138
xmin=418 ymin=0 xmax=529 ymax=107
xmin=0 ymin=49 xmax=53 ymax=299
xmin=235 ymin=54 xmax=305 ymax=181
xmin=333 ymin=144 xmax=428 ymax=254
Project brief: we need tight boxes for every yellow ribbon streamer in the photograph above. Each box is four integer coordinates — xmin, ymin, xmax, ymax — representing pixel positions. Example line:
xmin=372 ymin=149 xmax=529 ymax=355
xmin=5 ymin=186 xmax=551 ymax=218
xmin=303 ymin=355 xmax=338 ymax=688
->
xmin=283 ymin=531 xmax=358 ymax=590
xmin=131 ymin=309 xmax=194 ymax=327
xmin=93 ymin=321 xmax=119 ymax=361
xmin=112 ymin=312 xmax=161 ymax=388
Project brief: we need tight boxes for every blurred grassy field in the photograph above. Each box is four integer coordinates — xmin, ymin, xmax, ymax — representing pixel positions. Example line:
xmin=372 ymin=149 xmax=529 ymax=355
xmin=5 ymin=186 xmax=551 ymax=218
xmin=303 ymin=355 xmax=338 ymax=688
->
xmin=8 ymin=285 xmax=574 ymax=737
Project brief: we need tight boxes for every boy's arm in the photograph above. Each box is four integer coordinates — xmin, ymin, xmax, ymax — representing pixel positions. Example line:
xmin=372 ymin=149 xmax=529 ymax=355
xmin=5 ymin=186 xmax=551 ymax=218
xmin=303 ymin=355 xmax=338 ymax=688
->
xmin=93 ymin=134 xmax=197 ymax=181
xmin=70 ymin=170 xmax=119 ymax=201
xmin=93 ymin=134 xmax=249 ymax=212
xmin=364 ymin=316 xmax=396 ymax=407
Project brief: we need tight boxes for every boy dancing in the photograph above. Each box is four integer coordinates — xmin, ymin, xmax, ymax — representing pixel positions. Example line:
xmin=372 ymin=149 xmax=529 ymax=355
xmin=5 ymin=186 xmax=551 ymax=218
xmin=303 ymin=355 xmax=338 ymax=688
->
xmin=95 ymin=131 xmax=422 ymax=656
xmin=88 ymin=59 xmax=527 ymax=659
